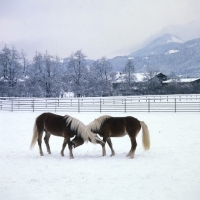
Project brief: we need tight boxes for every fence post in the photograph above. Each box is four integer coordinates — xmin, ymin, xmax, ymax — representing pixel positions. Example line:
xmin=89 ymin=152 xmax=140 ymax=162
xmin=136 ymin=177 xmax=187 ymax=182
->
xmin=33 ymin=98 xmax=34 ymax=112
xmin=55 ymin=99 xmax=57 ymax=113
xmin=78 ymin=98 xmax=80 ymax=113
xmin=148 ymin=98 xmax=150 ymax=112
xmin=100 ymin=98 xmax=102 ymax=113
xmin=11 ymin=98 xmax=13 ymax=112
xmin=124 ymin=98 xmax=126 ymax=113
xmin=175 ymin=98 xmax=176 ymax=113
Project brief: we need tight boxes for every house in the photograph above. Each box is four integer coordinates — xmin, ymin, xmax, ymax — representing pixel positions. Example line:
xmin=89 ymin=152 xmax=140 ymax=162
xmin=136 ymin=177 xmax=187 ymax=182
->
xmin=149 ymin=72 xmax=167 ymax=83
xmin=112 ymin=72 xmax=168 ymax=95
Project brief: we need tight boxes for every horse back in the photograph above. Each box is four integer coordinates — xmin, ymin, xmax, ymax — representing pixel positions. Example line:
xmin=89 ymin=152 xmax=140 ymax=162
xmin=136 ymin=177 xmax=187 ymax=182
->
xmin=125 ymin=116 xmax=141 ymax=134
xmin=36 ymin=113 xmax=73 ymax=137
xmin=100 ymin=116 xmax=141 ymax=137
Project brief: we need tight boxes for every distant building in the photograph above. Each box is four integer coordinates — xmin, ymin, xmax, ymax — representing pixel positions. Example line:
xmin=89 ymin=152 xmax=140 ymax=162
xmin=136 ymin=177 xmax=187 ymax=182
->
xmin=112 ymin=72 xmax=168 ymax=95
xmin=149 ymin=72 xmax=167 ymax=83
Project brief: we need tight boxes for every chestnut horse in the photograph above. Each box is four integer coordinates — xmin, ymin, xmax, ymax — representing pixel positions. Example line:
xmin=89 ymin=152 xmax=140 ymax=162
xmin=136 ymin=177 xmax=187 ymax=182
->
xmin=30 ymin=112 xmax=104 ymax=159
xmin=72 ymin=115 xmax=150 ymax=158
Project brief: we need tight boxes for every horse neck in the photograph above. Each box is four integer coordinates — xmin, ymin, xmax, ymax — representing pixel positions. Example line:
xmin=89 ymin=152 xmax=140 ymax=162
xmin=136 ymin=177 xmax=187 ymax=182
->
xmin=87 ymin=121 xmax=100 ymax=133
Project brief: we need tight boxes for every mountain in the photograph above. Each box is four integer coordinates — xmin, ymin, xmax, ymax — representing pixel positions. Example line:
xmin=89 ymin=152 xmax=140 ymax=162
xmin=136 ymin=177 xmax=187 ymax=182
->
xmin=108 ymin=34 xmax=200 ymax=76
xmin=129 ymin=33 xmax=184 ymax=57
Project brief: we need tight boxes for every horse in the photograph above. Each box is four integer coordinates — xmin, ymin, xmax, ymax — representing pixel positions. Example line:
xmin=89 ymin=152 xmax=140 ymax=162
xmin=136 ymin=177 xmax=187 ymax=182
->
xmin=71 ymin=115 xmax=150 ymax=158
xmin=30 ymin=112 xmax=104 ymax=159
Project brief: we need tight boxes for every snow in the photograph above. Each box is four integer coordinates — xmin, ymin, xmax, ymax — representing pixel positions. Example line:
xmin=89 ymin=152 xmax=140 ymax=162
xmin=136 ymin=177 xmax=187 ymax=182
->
xmin=165 ymin=50 xmax=179 ymax=55
xmin=0 ymin=112 xmax=200 ymax=200
xmin=63 ymin=92 xmax=74 ymax=98
xmin=179 ymin=78 xmax=200 ymax=83
xmin=134 ymin=73 xmax=146 ymax=82
xmin=114 ymin=72 xmax=146 ymax=83
xmin=163 ymin=78 xmax=200 ymax=83
xmin=167 ymin=36 xmax=183 ymax=43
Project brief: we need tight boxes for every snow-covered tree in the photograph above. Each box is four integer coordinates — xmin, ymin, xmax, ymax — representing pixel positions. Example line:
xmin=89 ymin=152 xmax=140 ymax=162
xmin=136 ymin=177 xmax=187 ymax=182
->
xmin=0 ymin=46 xmax=23 ymax=96
xmin=29 ymin=52 xmax=62 ymax=97
xmin=67 ymin=50 xmax=88 ymax=96
xmin=123 ymin=58 xmax=135 ymax=86
xmin=89 ymin=56 xmax=113 ymax=96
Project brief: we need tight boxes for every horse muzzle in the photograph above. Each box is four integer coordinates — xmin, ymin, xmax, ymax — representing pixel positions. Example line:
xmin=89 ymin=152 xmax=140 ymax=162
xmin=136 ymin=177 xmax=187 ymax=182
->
xmin=71 ymin=141 xmax=76 ymax=148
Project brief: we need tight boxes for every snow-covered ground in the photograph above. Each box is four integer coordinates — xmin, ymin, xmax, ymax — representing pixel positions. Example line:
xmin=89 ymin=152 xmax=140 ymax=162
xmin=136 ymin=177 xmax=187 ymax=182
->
xmin=0 ymin=112 xmax=200 ymax=200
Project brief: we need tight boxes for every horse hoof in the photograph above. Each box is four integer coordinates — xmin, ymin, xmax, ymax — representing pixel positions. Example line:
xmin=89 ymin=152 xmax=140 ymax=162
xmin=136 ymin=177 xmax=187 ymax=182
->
xmin=110 ymin=152 xmax=115 ymax=156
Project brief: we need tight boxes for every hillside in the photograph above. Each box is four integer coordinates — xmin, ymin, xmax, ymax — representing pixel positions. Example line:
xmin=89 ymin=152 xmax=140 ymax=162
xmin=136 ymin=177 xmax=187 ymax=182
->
xmin=108 ymin=34 xmax=200 ymax=76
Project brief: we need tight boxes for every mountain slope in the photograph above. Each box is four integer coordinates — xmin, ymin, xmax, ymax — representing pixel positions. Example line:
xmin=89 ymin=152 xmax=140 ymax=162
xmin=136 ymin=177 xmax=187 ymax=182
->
xmin=108 ymin=34 xmax=200 ymax=76
xmin=129 ymin=34 xmax=184 ymax=57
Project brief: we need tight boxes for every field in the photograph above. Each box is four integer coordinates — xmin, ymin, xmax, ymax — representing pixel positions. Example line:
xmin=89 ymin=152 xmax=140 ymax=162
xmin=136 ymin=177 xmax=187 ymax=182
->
xmin=0 ymin=112 xmax=200 ymax=200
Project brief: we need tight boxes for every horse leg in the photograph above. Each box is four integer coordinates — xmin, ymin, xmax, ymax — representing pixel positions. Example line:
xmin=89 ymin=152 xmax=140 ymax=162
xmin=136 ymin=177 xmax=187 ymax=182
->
xmin=107 ymin=137 xmax=115 ymax=156
xmin=60 ymin=138 xmax=67 ymax=156
xmin=127 ymin=136 xmax=137 ymax=159
xmin=102 ymin=137 xmax=107 ymax=156
xmin=67 ymin=139 xmax=74 ymax=159
xmin=44 ymin=131 xmax=51 ymax=154
xmin=61 ymin=137 xmax=74 ymax=159
xmin=38 ymin=131 xmax=44 ymax=156
xmin=126 ymin=150 xmax=131 ymax=157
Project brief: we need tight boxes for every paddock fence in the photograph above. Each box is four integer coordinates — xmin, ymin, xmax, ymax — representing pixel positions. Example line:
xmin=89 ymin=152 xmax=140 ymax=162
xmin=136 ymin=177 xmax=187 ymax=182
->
xmin=0 ymin=95 xmax=200 ymax=113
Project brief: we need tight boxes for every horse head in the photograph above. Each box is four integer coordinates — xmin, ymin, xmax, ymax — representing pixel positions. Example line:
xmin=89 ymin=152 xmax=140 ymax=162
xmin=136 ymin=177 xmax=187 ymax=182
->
xmin=71 ymin=136 xmax=84 ymax=148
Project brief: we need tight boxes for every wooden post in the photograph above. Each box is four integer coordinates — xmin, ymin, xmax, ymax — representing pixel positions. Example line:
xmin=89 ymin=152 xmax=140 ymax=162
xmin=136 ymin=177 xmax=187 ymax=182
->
xmin=78 ymin=98 xmax=80 ymax=113
xmin=100 ymin=98 xmax=102 ymax=113
xmin=33 ymin=98 xmax=34 ymax=112
xmin=148 ymin=99 xmax=150 ymax=112
xmin=11 ymin=98 xmax=13 ymax=112
xmin=124 ymin=98 xmax=126 ymax=113
xmin=175 ymin=98 xmax=176 ymax=113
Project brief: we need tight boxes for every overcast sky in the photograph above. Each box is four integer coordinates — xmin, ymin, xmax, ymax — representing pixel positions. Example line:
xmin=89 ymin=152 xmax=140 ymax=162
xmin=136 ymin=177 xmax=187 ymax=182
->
xmin=1 ymin=0 xmax=200 ymax=60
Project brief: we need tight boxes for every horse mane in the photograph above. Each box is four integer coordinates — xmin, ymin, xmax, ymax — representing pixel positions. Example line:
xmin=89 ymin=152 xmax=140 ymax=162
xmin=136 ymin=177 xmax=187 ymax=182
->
xmin=87 ymin=115 xmax=111 ymax=132
xmin=64 ymin=115 xmax=94 ymax=142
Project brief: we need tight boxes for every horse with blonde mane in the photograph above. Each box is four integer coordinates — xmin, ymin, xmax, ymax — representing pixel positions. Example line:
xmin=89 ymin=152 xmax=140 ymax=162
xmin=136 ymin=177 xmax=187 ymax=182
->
xmin=71 ymin=115 xmax=150 ymax=158
xmin=30 ymin=112 xmax=104 ymax=159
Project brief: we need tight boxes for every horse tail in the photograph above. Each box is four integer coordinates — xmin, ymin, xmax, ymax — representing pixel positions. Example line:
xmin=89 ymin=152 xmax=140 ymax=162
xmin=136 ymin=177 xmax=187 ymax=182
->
xmin=30 ymin=118 xmax=38 ymax=149
xmin=140 ymin=121 xmax=150 ymax=150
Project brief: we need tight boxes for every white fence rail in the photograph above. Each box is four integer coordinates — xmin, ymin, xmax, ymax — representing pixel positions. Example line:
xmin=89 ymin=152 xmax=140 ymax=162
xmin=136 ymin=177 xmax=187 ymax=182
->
xmin=0 ymin=95 xmax=200 ymax=112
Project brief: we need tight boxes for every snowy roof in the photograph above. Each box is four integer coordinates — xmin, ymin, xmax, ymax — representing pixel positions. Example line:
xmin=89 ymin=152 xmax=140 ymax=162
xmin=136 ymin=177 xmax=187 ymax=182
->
xmin=163 ymin=78 xmax=200 ymax=83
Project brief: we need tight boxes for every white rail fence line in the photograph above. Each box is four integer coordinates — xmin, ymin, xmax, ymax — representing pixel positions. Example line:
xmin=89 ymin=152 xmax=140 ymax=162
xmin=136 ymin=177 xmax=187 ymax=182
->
xmin=0 ymin=95 xmax=200 ymax=112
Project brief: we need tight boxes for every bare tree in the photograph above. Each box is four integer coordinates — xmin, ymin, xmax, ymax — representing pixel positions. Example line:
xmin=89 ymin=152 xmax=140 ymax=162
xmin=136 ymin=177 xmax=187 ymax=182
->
xmin=89 ymin=56 xmax=113 ymax=96
xmin=30 ymin=52 xmax=62 ymax=97
xmin=0 ymin=45 xmax=23 ymax=96
xmin=123 ymin=58 xmax=135 ymax=86
xmin=67 ymin=50 xmax=88 ymax=96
